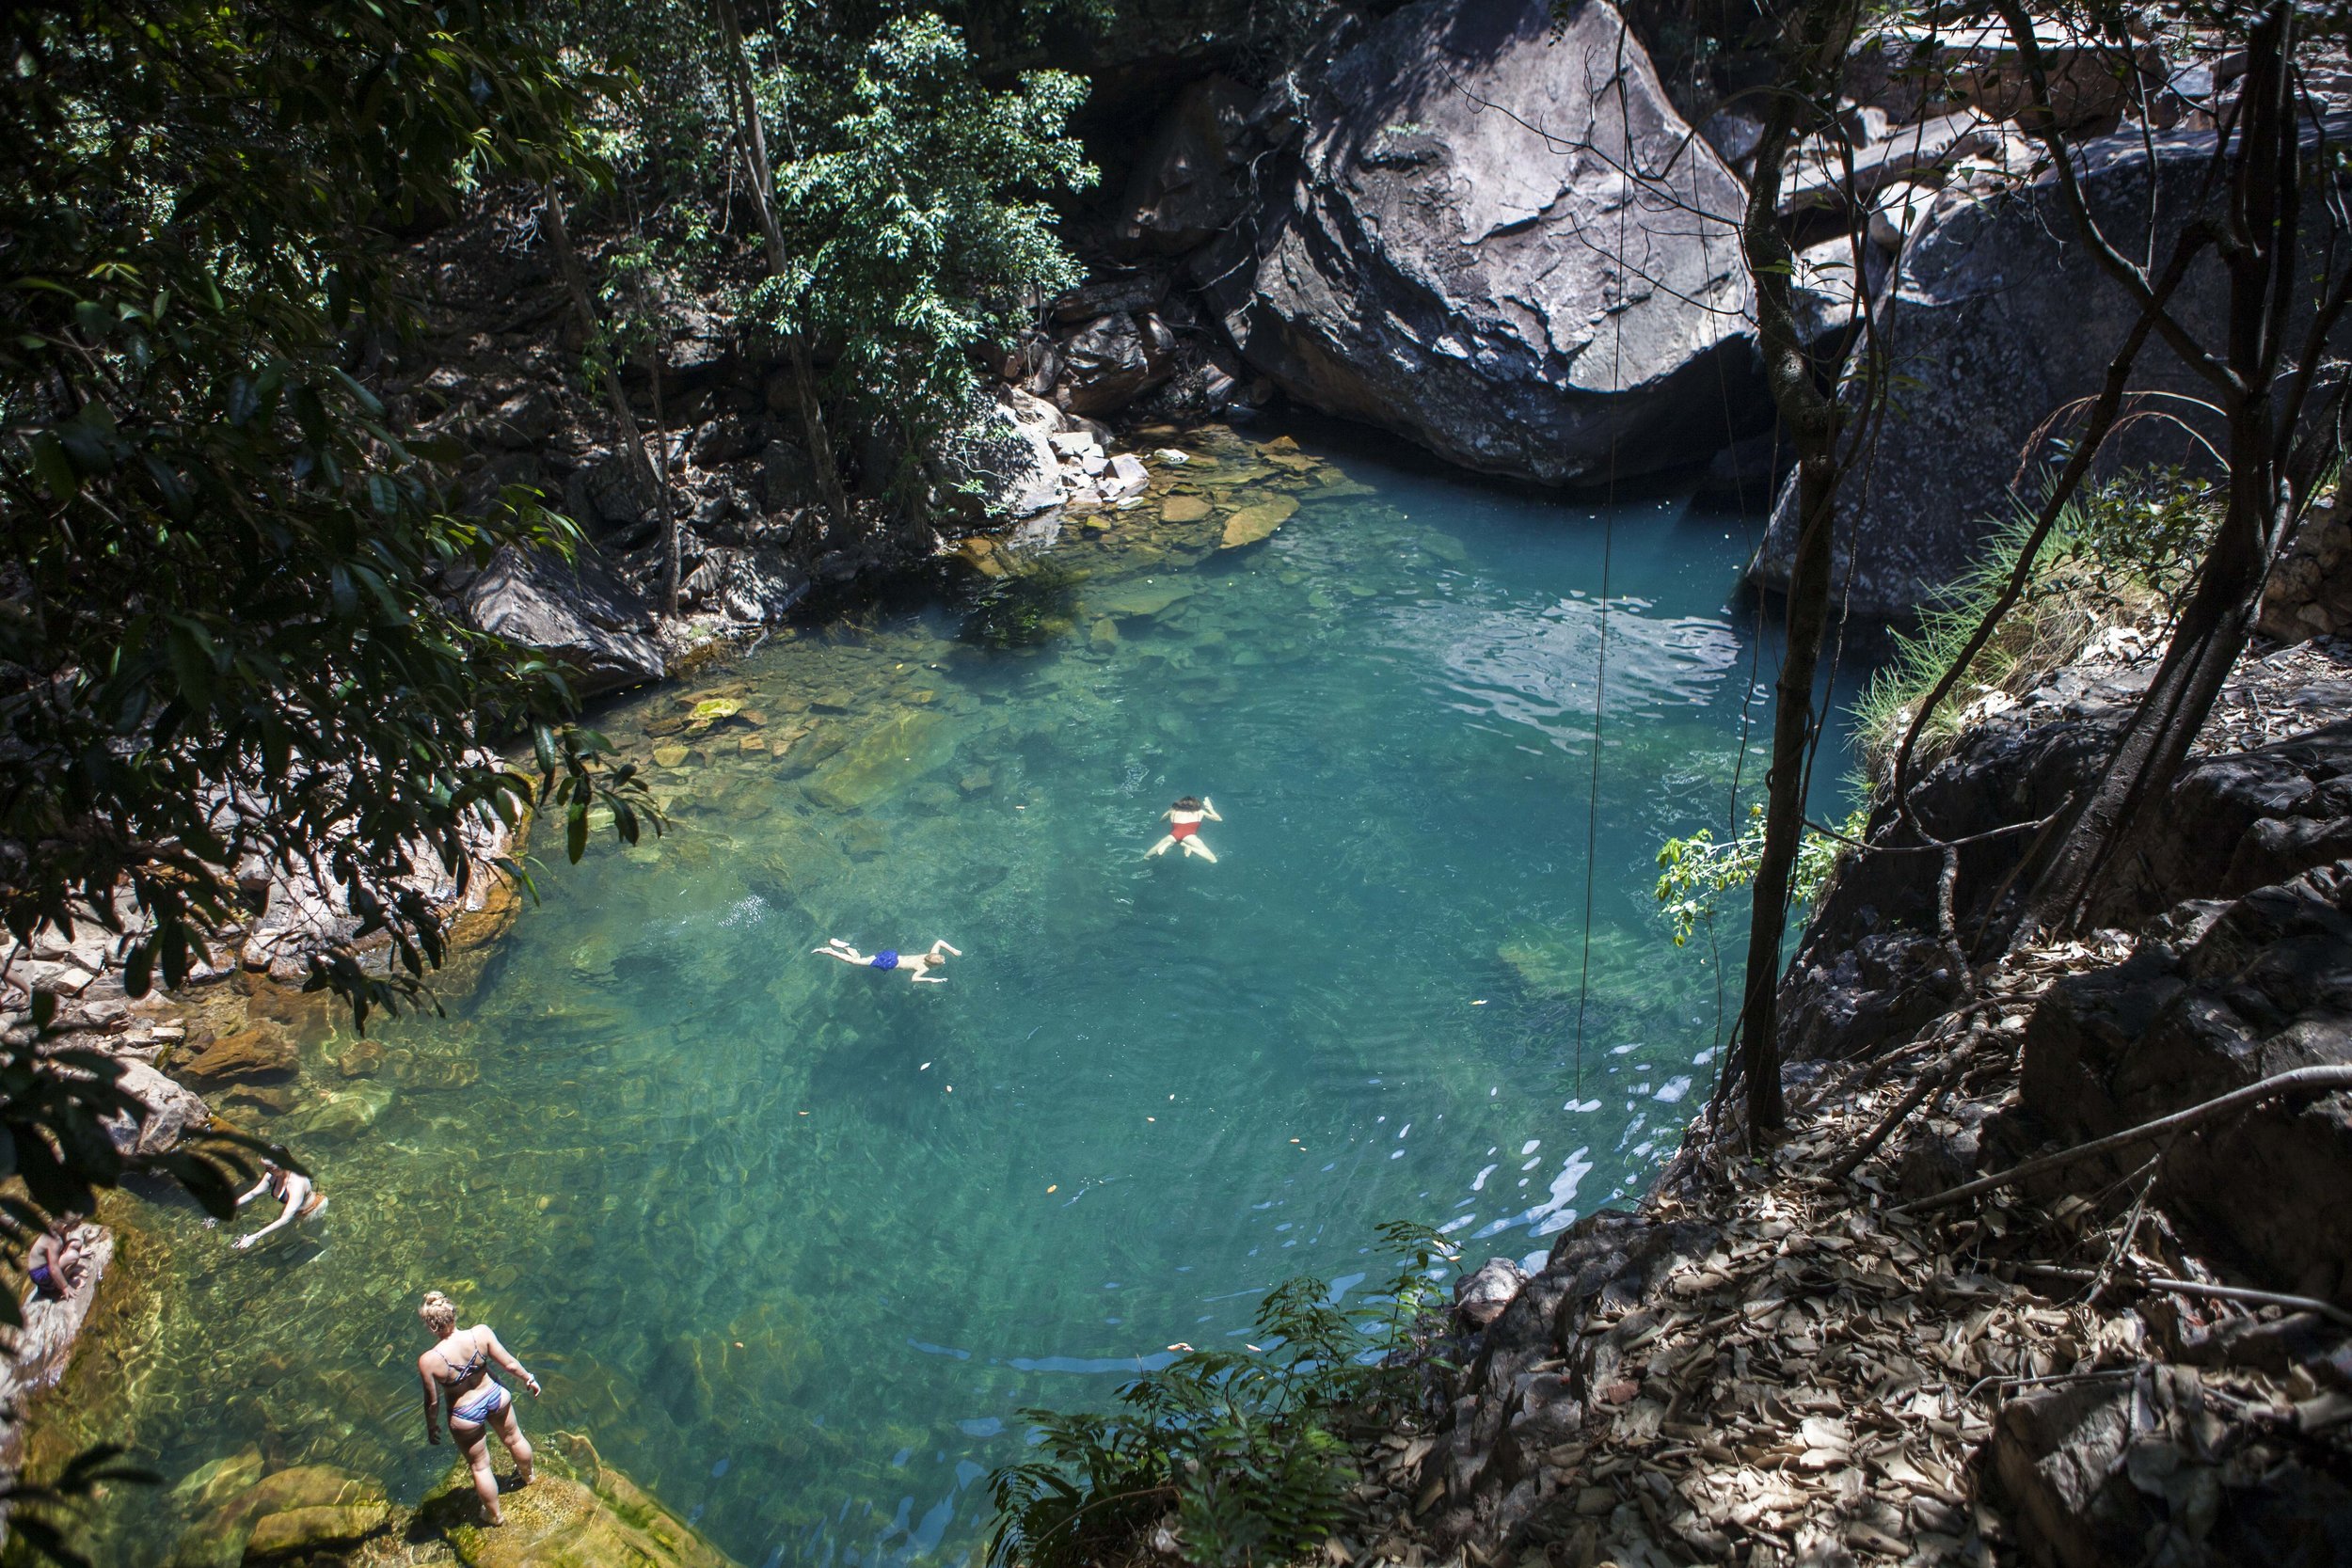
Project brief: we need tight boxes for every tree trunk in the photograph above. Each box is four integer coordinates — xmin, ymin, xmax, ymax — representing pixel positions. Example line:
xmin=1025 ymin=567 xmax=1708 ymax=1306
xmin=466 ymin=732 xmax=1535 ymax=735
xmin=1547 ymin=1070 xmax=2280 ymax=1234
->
xmin=542 ymin=185 xmax=659 ymax=507
xmin=648 ymin=341 xmax=679 ymax=618
xmin=1723 ymin=0 xmax=1863 ymax=1148
xmin=2020 ymin=4 xmax=2308 ymax=932
xmin=713 ymin=0 xmax=851 ymax=535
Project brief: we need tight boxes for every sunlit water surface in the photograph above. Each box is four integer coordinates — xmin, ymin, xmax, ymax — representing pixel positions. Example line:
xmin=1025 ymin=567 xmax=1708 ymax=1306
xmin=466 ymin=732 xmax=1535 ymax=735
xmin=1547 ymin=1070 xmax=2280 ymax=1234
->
xmin=79 ymin=424 xmax=1863 ymax=1565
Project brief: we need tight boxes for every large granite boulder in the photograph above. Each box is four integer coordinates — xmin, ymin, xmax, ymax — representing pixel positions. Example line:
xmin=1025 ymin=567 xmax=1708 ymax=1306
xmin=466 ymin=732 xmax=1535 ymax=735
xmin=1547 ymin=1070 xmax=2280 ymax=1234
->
xmin=1211 ymin=0 xmax=1763 ymax=484
xmin=1750 ymin=120 xmax=2352 ymax=615
xmin=461 ymin=544 xmax=665 ymax=699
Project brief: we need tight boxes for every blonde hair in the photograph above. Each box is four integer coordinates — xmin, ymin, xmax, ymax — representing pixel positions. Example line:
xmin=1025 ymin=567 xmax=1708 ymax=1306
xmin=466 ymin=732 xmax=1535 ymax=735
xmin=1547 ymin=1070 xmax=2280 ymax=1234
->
xmin=419 ymin=1290 xmax=457 ymax=1334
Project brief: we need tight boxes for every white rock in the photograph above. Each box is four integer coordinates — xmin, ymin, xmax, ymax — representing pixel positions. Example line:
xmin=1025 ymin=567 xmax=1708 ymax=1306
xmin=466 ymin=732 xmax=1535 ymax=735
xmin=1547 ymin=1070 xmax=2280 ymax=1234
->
xmin=1104 ymin=453 xmax=1151 ymax=499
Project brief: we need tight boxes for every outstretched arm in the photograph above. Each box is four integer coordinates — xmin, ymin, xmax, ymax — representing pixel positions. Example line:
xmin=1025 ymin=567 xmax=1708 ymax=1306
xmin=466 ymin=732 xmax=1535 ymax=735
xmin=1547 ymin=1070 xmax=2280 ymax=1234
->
xmin=233 ymin=1177 xmax=271 ymax=1210
xmin=1202 ymin=799 xmax=1222 ymax=821
xmin=912 ymin=972 xmax=948 ymax=984
xmin=235 ymin=1184 xmax=308 ymax=1249
xmin=482 ymin=1327 xmax=542 ymax=1396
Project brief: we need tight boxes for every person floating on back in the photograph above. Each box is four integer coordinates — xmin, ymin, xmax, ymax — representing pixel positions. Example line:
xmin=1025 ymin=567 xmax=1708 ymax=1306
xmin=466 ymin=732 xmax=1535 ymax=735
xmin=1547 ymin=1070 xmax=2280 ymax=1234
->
xmin=813 ymin=937 xmax=961 ymax=984
xmin=1148 ymin=796 xmax=1222 ymax=862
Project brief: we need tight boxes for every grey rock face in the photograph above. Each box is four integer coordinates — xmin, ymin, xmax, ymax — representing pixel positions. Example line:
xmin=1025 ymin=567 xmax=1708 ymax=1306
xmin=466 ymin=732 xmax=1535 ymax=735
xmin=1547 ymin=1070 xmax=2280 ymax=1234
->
xmin=1217 ymin=0 xmax=1764 ymax=484
xmin=1750 ymin=121 xmax=2351 ymax=616
xmin=2019 ymin=859 xmax=2352 ymax=1307
xmin=1452 ymin=1256 xmax=1529 ymax=1328
xmin=1118 ymin=74 xmax=1255 ymax=254
xmin=461 ymin=544 xmax=665 ymax=699
xmin=1058 ymin=311 xmax=1178 ymax=416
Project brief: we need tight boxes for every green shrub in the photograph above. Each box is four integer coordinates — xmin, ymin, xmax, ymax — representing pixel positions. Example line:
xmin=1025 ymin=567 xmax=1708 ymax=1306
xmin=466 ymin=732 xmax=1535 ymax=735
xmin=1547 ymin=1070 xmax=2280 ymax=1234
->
xmin=1851 ymin=467 xmax=2218 ymax=782
xmin=986 ymin=1221 xmax=1452 ymax=1568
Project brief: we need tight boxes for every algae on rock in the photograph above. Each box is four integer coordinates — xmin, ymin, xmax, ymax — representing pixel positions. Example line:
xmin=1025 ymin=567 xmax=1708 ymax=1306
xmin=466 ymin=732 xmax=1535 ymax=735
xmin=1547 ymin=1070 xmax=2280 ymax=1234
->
xmin=408 ymin=1432 xmax=737 ymax=1568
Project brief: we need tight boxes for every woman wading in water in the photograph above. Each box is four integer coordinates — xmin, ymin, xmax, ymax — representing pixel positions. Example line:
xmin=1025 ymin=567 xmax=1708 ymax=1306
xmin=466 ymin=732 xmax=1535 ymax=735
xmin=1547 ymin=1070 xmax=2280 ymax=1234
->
xmin=417 ymin=1290 xmax=540 ymax=1524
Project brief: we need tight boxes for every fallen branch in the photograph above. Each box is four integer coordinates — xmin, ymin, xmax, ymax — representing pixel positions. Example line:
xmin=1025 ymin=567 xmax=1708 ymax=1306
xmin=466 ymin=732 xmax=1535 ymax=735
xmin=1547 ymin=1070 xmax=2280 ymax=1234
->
xmin=2017 ymin=1264 xmax=2352 ymax=1331
xmin=1895 ymin=1065 xmax=2352 ymax=1214
xmin=1826 ymin=1017 xmax=1986 ymax=1182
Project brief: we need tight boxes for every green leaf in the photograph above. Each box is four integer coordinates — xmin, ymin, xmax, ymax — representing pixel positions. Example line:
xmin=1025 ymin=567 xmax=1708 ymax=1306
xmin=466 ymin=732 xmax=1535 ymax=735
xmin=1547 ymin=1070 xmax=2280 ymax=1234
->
xmin=27 ymin=433 xmax=78 ymax=501
xmin=564 ymin=803 xmax=588 ymax=863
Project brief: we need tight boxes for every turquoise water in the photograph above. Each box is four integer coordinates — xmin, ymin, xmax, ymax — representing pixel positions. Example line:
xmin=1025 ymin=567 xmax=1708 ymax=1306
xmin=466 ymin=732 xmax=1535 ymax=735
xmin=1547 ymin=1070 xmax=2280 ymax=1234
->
xmin=83 ymin=424 xmax=1863 ymax=1565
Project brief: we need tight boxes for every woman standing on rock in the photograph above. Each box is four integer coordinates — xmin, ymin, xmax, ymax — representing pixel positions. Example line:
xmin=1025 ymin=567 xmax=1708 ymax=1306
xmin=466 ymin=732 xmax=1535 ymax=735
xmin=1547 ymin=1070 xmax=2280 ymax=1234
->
xmin=417 ymin=1289 xmax=540 ymax=1525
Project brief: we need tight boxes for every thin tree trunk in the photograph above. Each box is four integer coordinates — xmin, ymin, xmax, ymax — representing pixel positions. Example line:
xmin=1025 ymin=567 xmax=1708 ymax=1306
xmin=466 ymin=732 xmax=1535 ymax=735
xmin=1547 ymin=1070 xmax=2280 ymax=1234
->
xmin=541 ymin=185 xmax=659 ymax=505
xmin=2020 ymin=3 xmax=2309 ymax=931
xmin=713 ymin=0 xmax=852 ymax=535
xmin=1724 ymin=0 xmax=1864 ymax=1148
xmin=648 ymin=340 xmax=680 ymax=617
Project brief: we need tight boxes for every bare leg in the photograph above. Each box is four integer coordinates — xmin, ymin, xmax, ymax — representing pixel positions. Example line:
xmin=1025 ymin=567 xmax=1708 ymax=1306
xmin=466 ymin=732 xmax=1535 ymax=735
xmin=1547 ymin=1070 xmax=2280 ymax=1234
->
xmin=454 ymin=1426 xmax=502 ymax=1524
xmin=1181 ymin=838 xmax=1218 ymax=863
xmin=929 ymin=940 xmax=961 ymax=958
xmin=1145 ymin=835 xmax=1176 ymax=857
xmin=490 ymin=1403 xmax=534 ymax=1488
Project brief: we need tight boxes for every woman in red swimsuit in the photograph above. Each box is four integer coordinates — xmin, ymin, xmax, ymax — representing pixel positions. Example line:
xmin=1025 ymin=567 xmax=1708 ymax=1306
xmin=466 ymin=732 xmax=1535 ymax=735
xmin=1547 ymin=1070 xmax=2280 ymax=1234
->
xmin=1147 ymin=796 xmax=1223 ymax=862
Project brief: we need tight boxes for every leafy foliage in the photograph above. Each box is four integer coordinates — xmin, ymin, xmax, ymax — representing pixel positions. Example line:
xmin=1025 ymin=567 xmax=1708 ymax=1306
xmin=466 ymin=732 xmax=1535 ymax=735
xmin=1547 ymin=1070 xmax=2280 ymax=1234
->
xmin=0 ymin=0 xmax=654 ymax=1031
xmin=988 ymin=1222 xmax=1451 ymax=1568
xmin=750 ymin=10 xmax=1094 ymax=503
xmin=1 ymin=12 xmax=656 ymax=1551
xmin=1654 ymin=802 xmax=1861 ymax=947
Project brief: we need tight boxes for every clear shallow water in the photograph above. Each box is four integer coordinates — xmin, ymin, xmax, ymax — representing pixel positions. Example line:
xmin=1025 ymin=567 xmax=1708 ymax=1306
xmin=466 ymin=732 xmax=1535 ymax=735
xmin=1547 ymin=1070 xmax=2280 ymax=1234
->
xmin=78 ymin=424 xmax=1864 ymax=1565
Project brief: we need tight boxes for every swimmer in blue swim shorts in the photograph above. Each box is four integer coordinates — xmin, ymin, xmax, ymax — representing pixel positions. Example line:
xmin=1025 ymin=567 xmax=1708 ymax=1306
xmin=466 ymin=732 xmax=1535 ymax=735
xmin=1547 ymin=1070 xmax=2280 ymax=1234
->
xmin=813 ymin=937 xmax=961 ymax=984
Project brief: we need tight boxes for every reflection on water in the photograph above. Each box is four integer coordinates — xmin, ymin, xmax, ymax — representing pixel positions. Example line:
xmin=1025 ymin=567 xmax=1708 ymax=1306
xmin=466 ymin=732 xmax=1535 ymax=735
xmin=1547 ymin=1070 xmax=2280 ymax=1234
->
xmin=72 ymin=424 xmax=1860 ymax=1567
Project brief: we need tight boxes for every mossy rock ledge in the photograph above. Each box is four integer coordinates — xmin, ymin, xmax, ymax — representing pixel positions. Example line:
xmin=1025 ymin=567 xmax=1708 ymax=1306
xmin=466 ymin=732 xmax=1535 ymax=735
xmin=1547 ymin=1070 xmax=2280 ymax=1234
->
xmin=167 ymin=1433 xmax=731 ymax=1567
xmin=406 ymin=1432 xmax=737 ymax=1568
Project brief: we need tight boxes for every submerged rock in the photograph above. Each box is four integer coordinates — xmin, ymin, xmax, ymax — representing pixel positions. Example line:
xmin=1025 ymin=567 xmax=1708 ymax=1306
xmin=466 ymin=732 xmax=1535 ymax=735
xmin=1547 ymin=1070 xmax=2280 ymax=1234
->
xmin=1219 ymin=498 xmax=1296 ymax=548
xmin=173 ymin=1023 xmax=298 ymax=1086
xmin=802 ymin=710 xmax=948 ymax=811
xmin=170 ymin=1464 xmax=389 ymax=1566
xmin=1214 ymin=0 xmax=1762 ymax=484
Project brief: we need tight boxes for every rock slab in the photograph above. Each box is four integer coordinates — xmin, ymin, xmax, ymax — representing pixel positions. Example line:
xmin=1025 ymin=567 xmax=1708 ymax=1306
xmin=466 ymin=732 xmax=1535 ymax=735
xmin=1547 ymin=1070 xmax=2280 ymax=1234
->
xmin=462 ymin=545 xmax=666 ymax=700
xmin=1216 ymin=0 xmax=1763 ymax=484
xmin=1750 ymin=120 xmax=2352 ymax=615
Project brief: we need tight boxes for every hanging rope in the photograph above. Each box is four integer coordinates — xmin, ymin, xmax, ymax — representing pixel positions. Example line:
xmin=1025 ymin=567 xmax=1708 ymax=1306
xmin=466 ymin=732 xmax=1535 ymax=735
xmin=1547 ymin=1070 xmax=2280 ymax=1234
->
xmin=1570 ymin=34 xmax=1637 ymax=1100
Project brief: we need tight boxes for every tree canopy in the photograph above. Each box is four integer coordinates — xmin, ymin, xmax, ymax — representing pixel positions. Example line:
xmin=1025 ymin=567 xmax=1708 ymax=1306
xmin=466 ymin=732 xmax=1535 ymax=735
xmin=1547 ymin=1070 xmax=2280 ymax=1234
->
xmin=1 ymin=0 xmax=650 ymax=1029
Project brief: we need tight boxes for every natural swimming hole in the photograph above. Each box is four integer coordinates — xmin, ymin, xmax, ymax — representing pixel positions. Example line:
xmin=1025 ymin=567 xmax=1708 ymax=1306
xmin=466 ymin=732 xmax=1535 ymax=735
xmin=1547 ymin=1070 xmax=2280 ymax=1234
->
xmin=72 ymin=424 xmax=1870 ymax=1564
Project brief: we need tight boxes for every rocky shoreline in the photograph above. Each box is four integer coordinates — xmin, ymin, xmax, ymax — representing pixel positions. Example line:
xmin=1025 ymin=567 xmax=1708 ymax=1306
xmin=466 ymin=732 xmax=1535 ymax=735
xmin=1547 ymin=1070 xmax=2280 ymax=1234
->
xmin=1338 ymin=631 xmax=2352 ymax=1567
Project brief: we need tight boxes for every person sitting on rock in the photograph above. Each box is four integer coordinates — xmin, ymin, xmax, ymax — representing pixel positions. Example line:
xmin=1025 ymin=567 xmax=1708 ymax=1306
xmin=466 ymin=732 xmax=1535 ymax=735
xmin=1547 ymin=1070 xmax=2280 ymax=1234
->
xmin=1147 ymin=796 xmax=1223 ymax=862
xmin=231 ymin=1159 xmax=327 ymax=1250
xmin=25 ymin=1216 xmax=86 ymax=1300
xmin=812 ymin=937 xmax=961 ymax=983
xmin=417 ymin=1289 xmax=539 ymax=1526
